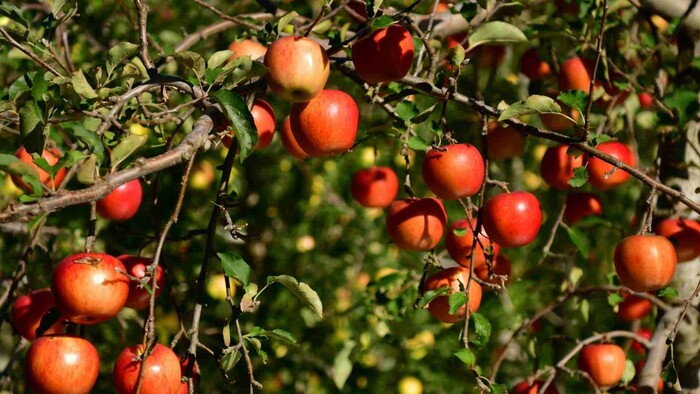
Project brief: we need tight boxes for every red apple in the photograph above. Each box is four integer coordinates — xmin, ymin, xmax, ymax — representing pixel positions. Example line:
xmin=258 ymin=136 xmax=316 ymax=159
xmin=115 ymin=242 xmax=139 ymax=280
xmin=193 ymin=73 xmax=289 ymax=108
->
xmin=512 ymin=380 xmax=559 ymax=394
xmin=482 ymin=191 xmax=542 ymax=248
xmin=351 ymin=24 xmax=414 ymax=83
xmin=264 ymin=35 xmax=330 ymax=102
xmin=564 ymin=193 xmax=603 ymax=224
xmin=474 ymin=45 xmax=506 ymax=67
xmin=289 ymin=89 xmax=359 ymax=157
xmin=11 ymin=146 xmax=66 ymax=194
xmin=578 ymin=343 xmax=626 ymax=388
xmin=97 ymin=179 xmax=143 ymax=221
xmin=117 ymin=255 xmax=165 ymax=310
xmin=555 ymin=0 xmax=579 ymax=15
xmin=345 ymin=0 xmax=368 ymax=22
xmin=386 ymin=197 xmax=447 ymax=251
xmin=584 ymin=142 xmax=635 ymax=190
xmin=559 ymin=56 xmax=592 ymax=93
xmin=631 ymin=328 xmax=652 ymax=354
xmin=654 ymin=218 xmax=700 ymax=262
xmin=11 ymin=288 xmax=65 ymax=341
xmin=228 ymin=39 xmax=267 ymax=62
xmin=638 ymin=92 xmax=654 ymax=109
xmin=540 ymin=100 xmax=581 ymax=131
xmin=223 ymin=99 xmax=276 ymax=150
xmin=422 ymin=143 xmax=484 ymax=200
xmin=279 ymin=116 xmax=309 ymax=159
xmin=487 ymin=123 xmax=526 ymax=160
xmin=616 ymin=293 xmax=653 ymax=322
xmin=351 ymin=167 xmax=399 ymax=208
xmin=424 ymin=267 xmax=482 ymax=323
xmin=475 ymin=254 xmax=511 ymax=287
xmin=178 ymin=356 xmax=200 ymax=394
xmin=52 ymin=252 xmax=130 ymax=324
xmin=113 ymin=343 xmax=182 ymax=394
xmin=25 ymin=335 xmax=100 ymax=394
xmin=446 ymin=218 xmax=500 ymax=269
xmin=540 ymin=145 xmax=584 ymax=189
xmin=520 ymin=49 xmax=552 ymax=80
xmin=614 ymin=235 xmax=677 ymax=292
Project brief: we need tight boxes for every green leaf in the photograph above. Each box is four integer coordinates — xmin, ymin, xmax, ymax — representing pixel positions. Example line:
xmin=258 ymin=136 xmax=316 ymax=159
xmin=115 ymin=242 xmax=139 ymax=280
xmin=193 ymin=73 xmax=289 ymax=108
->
xmin=580 ymin=298 xmax=589 ymax=322
xmin=107 ymin=42 xmax=139 ymax=74
xmin=568 ymin=166 xmax=588 ymax=188
xmin=217 ymin=252 xmax=251 ymax=287
xmin=418 ymin=286 xmax=450 ymax=309
xmin=468 ymin=21 xmax=526 ymax=49
xmin=277 ymin=11 xmax=299 ymax=35
xmin=371 ymin=15 xmax=394 ymax=29
xmin=367 ymin=0 xmax=384 ymax=18
xmin=211 ymin=90 xmax=257 ymax=161
xmin=172 ymin=51 xmax=206 ymax=80
xmin=332 ymin=340 xmax=355 ymax=389
xmin=453 ymin=348 xmax=476 ymax=367
xmin=51 ymin=0 xmax=66 ymax=15
xmin=447 ymin=45 xmax=465 ymax=66
xmin=267 ymin=275 xmax=323 ymax=318
xmin=411 ymin=103 xmax=438 ymax=124
xmin=19 ymin=101 xmax=45 ymax=154
xmin=663 ymin=89 xmax=698 ymax=127
xmin=395 ymin=101 xmax=418 ymax=122
xmin=658 ymin=287 xmax=679 ymax=298
xmin=0 ymin=153 xmax=42 ymax=195
xmin=407 ymin=135 xmax=428 ymax=151
xmin=71 ymin=70 xmax=98 ymax=99
xmin=558 ymin=90 xmax=589 ymax=114
xmin=248 ymin=327 xmax=298 ymax=345
xmin=223 ymin=322 xmax=231 ymax=347
xmin=621 ymin=359 xmax=636 ymax=385
xmin=448 ymin=291 xmax=469 ymax=315
xmin=490 ymin=383 xmax=509 ymax=394
xmin=469 ymin=311 xmax=492 ymax=348
xmin=561 ymin=222 xmax=590 ymax=258
xmin=453 ymin=227 xmax=468 ymax=237
xmin=208 ymin=50 xmax=233 ymax=70
xmin=76 ymin=154 xmax=97 ymax=185
xmin=607 ymin=292 xmax=624 ymax=307
xmin=30 ymin=72 xmax=48 ymax=102
xmin=110 ymin=134 xmax=147 ymax=170
xmin=218 ymin=349 xmax=241 ymax=372
xmin=499 ymin=95 xmax=573 ymax=124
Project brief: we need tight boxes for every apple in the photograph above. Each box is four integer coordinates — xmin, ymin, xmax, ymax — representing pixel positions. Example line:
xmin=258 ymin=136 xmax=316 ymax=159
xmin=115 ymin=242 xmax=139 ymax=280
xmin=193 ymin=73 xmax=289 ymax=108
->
xmin=482 ymin=191 xmax=542 ymax=248
xmin=445 ymin=218 xmax=500 ymax=269
xmin=178 ymin=356 xmax=200 ymax=394
xmin=616 ymin=292 xmax=652 ymax=321
xmin=351 ymin=166 xmax=399 ymax=208
xmin=345 ymin=0 xmax=368 ymax=22
xmin=638 ymin=92 xmax=654 ymax=109
xmin=189 ymin=160 xmax=215 ymax=190
xmin=351 ymin=24 xmax=414 ymax=83
xmin=564 ymin=193 xmax=603 ymax=224
xmin=559 ymin=56 xmax=592 ymax=93
xmin=512 ymin=380 xmax=559 ymax=394
xmin=228 ymin=39 xmax=267 ymax=62
xmin=475 ymin=254 xmax=511 ymax=287
xmin=423 ymin=267 xmax=482 ymax=323
xmin=386 ymin=197 xmax=447 ymax=251
xmin=97 ymin=179 xmax=143 ymax=221
xmin=578 ymin=343 xmax=626 ymax=388
xmin=614 ymin=235 xmax=677 ymax=292
xmin=631 ymin=328 xmax=652 ymax=354
xmin=113 ymin=343 xmax=182 ymax=394
xmin=520 ymin=49 xmax=552 ymax=80
xmin=398 ymin=376 xmax=423 ymax=394
xmin=422 ymin=143 xmax=484 ymax=200
xmin=584 ymin=142 xmax=635 ymax=190
xmin=487 ymin=123 xmax=526 ymax=160
xmin=11 ymin=146 xmax=66 ymax=194
xmin=117 ymin=255 xmax=165 ymax=310
xmin=540 ymin=101 xmax=581 ymax=131
xmin=474 ymin=45 xmax=506 ymax=68
xmin=52 ymin=252 xmax=130 ymax=324
xmin=25 ymin=335 xmax=100 ymax=394
xmin=11 ymin=288 xmax=65 ymax=341
xmin=289 ymin=89 xmax=359 ymax=157
xmin=264 ymin=35 xmax=330 ymax=102
xmin=539 ymin=144 xmax=583 ymax=189
xmin=279 ymin=116 xmax=309 ymax=159
xmin=222 ymin=99 xmax=276 ymax=150
xmin=654 ymin=218 xmax=700 ymax=262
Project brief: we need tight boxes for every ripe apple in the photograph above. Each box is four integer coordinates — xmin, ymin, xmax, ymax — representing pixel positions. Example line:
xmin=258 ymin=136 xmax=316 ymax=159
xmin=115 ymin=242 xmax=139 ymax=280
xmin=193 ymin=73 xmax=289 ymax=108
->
xmin=616 ymin=292 xmax=652 ymax=321
xmin=279 ymin=116 xmax=309 ymax=159
xmin=178 ymin=356 xmax=200 ymax=394
xmin=578 ymin=343 xmax=626 ymax=388
xmin=11 ymin=146 xmax=66 ymax=194
xmin=386 ymin=197 xmax=447 ymax=251
xmin=614 ymin=235 xmax=677 ymax=292
xmin=423 ymin=267 xmax=482 ymax=323
xmin=52 ymin=252 xmax=130 ymax=324
xmin=584 ymin=142 xmax=635 ymax=190
xmin=228 ymin=39 xmax=267 ymax=62
xmin=117 ymin=255 xmax=165 ymax=310
xmin=345 ymin=0 xmax=368 ymax=22
xmin=113 ymin=343 xmax=182 ymax=394
xmin=351 ymin=166 xmax=399 ymax=208
xmin=475 ymin=254 xmax=511 ymax=287
xmin=487 ymin=123 xmax=526 ymax=160
xmin=631 ymin=328 xmax=652 ymax=354
xmin=264 ymin=35 xmax=330 ymax=102
xmin=512 ymin=380 xmax=559 ymax=394
xmin=520 ymin=49 xmax=552 ymax=80
xmin=446 ymin=218 xmax=500 ymax=269
xmin=539 ymin=144 xmax=583 ymax=189
xmin=11 ymin=288 xmax=65 ymax=341
xmin=474 ymin=45 xmax=506 ymax=67
xmin=97 ymin=178 xmax=143 ymax=221
xmin=289 ymin=89 xmax=359 ymax=157
xmin=564 ymin=193 xmax=603 ymax=224
xmin=559 ymin=56 xmax=592 ymax=93
xmin=482 ymin=191 xmax=542 ymax=248
xmin=654 ymin=218 xmax=700 ymax=262
xmin=539 ymin=101 xmax=581 ymax=131
xmin=351 ymin=24 xmax=415 ymax=83
xmin=25 ymin=335 xmax=100 ymax=394
xmin=422 ymin=143 xmax=484 ymax=200
xmin=638 ymin=92 xmax=654 ymax=109
xmin=222 ymin=99 xmax=276 ymax=150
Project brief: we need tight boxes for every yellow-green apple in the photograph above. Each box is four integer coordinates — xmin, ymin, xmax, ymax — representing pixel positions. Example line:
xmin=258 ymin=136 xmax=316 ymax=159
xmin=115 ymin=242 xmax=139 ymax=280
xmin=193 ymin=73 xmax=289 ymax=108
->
xmin=264 ymin=36 xmax=330 ymax=102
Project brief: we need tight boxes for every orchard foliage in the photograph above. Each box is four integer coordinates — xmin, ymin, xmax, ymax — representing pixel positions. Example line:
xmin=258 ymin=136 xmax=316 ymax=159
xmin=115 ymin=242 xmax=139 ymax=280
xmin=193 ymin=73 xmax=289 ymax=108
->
xmin=0 ymin=0 xmax=699 ymax=393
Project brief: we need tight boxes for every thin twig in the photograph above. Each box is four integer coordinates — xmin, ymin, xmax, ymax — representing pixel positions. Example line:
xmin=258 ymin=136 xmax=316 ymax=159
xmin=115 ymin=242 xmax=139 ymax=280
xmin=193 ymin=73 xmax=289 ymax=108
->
xmin=584 ymin=0 xmax=609 ymax=134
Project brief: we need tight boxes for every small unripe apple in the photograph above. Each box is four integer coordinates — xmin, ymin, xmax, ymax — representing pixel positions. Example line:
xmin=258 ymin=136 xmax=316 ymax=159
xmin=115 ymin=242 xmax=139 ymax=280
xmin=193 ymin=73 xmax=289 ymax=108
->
xmin=351 ymin=24 xmax=415 ymax=83
xmin=654 ymin=218 xmax=700 ymax=262
xmin=520 ymin=49 xmax=552 ymax=80
xmin=25 ymin=335 xmax=100 ymax=394
xmin=351 ymin=167 xmax=399 ymax=208
xmin=487 ymin=123 xmax=526 ymax=160
xmin=113 ymin=343 xmax=182 ymax=394
xmin=264 ymin=36 xmax=330 ymax=102
xmin=386 ymin=198 xmax=447 ymax=251
xmin=423 ymin=267 xmax=482 ymax=323
xmin=584 ymin=142 xmax=635 ymax=190
xmin=564 ymin=193 xmax=603 ymax=224
xmin=11 ymin=146 xmax=66 ymax=194
xmin=97 ymin=179 xmax=143 ymax=221
xmin=446 ymin=218 xmax=500 ymax=269
xmin=422 ymin=143 xmax=484 ymax=200
xmin=117 ymin=255 xmax=165 ymax=310
xmin=482 ymin=191 xmax=542 ymax=248
xmin=228 ymin=39 xmax=267 ymax=62
xmin=11 ymin=288 xmax=65 ymax=341
xmin=540 ymin=145 xmax=583 ymax=189
xmin=614 ymin=235 xmax=676 ymax=292
xmin=223 ymin=99 xmax=276 ymax=150
xmin=279 ymin=116 xmax=309 ymax=159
